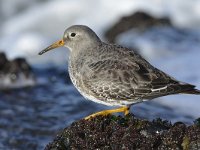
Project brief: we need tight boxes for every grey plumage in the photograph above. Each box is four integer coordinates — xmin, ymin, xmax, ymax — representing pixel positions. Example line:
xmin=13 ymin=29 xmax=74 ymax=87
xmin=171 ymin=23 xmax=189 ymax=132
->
xmin=39 ymin=25 xmax=200 ymax=107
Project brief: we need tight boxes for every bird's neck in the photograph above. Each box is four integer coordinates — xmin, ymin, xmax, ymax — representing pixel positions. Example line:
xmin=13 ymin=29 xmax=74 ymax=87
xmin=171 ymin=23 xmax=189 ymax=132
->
xmin=69 ymin=42 xmax=102 ymax=70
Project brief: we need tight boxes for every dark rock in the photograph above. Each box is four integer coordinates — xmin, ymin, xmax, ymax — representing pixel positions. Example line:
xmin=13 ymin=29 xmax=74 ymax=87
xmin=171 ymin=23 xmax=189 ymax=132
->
xmin=44 ymin=114 xmax=200 ymax=150
xmin=0 ymin=52 xmax=9 ymax=70
xmin=0 ymin=52 xmax=35 ymax=89
xmin=105 ymin=11 xmax=171 ymax=43
xmin=185 ymin=125 xmax=200 ymax=150
xmin=194 ymin=118 xmax=200 ymax=126
xmin=7 ymin=58 xmax=33 ymax=78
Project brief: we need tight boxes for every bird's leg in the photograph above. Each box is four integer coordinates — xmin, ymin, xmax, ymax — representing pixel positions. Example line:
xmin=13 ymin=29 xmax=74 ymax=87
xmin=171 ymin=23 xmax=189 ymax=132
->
xmin=124 ymin=105 xmax=130 ymax=115
xmin=85 ymin=106 xmax=130 ymax=120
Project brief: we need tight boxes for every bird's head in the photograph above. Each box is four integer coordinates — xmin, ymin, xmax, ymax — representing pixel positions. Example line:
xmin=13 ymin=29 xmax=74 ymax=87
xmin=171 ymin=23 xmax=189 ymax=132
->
xmin=38 ymin=25 xmax=101 ymax=55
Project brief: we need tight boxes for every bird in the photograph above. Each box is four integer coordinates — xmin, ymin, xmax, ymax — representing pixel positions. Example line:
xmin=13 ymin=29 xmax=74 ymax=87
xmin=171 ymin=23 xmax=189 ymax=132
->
xmin=38 ymin=25 xmax=200 ymax=119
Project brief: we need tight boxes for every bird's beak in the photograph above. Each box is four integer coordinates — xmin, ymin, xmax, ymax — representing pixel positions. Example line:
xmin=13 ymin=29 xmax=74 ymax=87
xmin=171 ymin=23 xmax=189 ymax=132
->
xmin=38 ymin=39 xmax=64 ymax=55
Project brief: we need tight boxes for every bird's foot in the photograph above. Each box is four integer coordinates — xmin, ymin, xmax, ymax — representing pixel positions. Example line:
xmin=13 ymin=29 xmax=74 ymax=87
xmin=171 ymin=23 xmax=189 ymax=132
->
xmin=84 ymin=106 xmax=130 ymax=120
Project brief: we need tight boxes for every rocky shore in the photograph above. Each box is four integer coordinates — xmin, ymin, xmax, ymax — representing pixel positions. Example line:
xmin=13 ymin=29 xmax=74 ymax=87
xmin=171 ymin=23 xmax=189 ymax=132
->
xmin=0 ymin=52 xmax=35 ymax=89
xmin=45 ymin=114 xmax=200 ymax=150
xmin=105 ymin=11 xmax=171 ymax=43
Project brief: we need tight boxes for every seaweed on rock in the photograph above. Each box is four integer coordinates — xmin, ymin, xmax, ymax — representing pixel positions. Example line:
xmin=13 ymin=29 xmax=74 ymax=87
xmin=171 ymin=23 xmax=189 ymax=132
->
xmin=45 ymin=114 xmax=200 ymax=150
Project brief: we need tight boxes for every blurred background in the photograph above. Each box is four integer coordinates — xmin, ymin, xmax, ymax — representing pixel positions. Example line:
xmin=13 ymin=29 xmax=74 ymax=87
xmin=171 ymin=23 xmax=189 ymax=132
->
xmin=0 ymin=0 xmax=200 ymax=149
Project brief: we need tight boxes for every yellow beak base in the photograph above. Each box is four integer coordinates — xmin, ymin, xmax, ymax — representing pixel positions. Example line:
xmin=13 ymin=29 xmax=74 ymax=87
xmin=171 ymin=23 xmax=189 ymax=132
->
xmin=38 ymin=40 xmax=64 ymax=55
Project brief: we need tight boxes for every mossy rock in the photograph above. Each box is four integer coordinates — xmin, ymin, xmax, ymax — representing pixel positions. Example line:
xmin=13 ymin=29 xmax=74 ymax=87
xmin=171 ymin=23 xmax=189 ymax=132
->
xmin=45 ymin=114 xmax=200 ymax=150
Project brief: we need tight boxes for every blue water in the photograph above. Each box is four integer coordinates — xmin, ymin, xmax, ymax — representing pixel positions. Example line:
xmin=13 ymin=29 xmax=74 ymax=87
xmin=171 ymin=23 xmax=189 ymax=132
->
xmin=0 ymin=69 xmax=106 ymax=149
xmin=0 ymin=68 xmax=194 ymax=150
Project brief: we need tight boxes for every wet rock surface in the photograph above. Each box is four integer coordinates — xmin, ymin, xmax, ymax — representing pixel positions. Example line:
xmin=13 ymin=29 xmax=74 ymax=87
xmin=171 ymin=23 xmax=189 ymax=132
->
xmin=0 ymin=52 xmax=9 ymax=71
xmin=105 ymin=11 xmax=171 ymax=43
xmin=0 ymin=52 xmax=35 ymax=89
xmin=45 ymin=114 xmax=200 ymax=150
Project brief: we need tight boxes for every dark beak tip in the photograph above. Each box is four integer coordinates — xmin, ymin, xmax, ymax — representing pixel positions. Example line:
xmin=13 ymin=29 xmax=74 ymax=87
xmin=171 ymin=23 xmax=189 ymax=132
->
xmin=38 ymin=39 xmax=64 ymax=56
xmin=38 ymin=50 xmax=46 ymax=55
xmin=38 ymin=52 xmax=43 ymax=55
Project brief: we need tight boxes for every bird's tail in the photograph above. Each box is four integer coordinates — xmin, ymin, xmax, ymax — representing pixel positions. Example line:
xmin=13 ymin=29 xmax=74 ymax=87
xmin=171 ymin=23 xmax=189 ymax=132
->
xmin=182 ymin=89 xmax=200 ymax=95
xmin=180 ymin=84 xmax=200 ymax=95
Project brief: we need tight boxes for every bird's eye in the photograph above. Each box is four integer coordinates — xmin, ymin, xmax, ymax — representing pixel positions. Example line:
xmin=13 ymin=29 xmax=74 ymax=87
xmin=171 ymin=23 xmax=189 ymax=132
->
xmin=70 ymin=33 xmax=76 ymax=37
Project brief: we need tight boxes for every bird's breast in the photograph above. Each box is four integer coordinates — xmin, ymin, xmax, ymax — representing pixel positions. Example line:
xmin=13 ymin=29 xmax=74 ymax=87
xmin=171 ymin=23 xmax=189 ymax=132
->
xmin=68 ymin=54 xmax=89 ymax=89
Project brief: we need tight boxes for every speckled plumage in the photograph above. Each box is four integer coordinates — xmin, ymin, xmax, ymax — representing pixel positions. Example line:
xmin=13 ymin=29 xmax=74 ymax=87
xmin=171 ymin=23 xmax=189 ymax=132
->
xmin=65 ymin=25 xmax=200 ymax=106
xmin=39 ymin=25 xmax=200 ymax=107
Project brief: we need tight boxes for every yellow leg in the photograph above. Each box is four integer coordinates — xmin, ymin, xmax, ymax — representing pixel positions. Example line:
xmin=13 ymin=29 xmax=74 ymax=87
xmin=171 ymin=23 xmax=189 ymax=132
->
xmin=85 ymin=106 xmax=130 ymax=120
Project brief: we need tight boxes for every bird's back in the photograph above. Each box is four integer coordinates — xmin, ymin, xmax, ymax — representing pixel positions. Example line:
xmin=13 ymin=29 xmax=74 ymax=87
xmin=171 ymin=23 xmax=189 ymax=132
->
xmin=69 ymin=43 xmax=200 ymax=106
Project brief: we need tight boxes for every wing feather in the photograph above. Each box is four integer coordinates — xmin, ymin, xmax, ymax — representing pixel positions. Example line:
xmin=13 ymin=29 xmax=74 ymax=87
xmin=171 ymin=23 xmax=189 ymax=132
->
xmin=79 ymin=44 xmax=186 ymax=103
